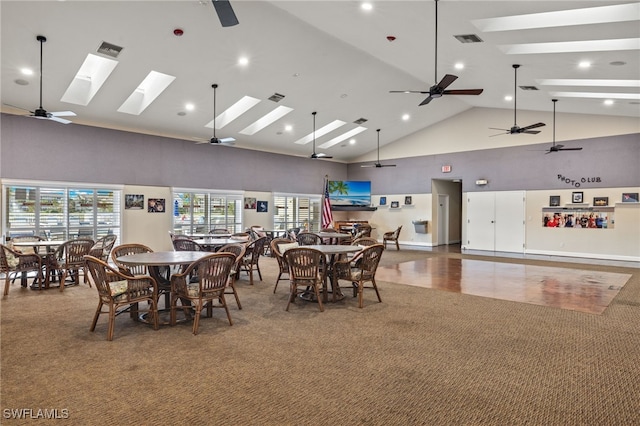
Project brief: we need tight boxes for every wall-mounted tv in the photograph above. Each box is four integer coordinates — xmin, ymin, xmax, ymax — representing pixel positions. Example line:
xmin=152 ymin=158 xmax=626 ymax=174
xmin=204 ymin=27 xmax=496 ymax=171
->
xmin=328 ymin=180 xmax=371 ymax=207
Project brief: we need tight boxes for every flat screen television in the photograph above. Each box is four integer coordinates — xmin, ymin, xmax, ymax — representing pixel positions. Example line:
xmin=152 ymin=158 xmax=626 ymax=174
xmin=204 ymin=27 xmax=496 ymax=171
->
xmin=328 ymin=180 xmax=371 ymax=207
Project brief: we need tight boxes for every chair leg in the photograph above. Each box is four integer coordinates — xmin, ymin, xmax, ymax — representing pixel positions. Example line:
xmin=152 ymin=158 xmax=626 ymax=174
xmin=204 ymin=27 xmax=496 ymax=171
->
xmin=372 ymin=278 xmax=382 ymax=303
xmin=230 ymin=282 xmax=242 ymax=309
xmin=313 ymin=284 xmax=324 ymax=312
xmin=192 ymin=304 xmax=202 ymax=335
xmin=286 ymin=283 xmax=296 ymax=311
xmin=256 ymin=264 xmax=262 ymax=282
xmin=3 ymin=275 xmax=10 ymax=296
xmin=150 ymin=299 xmax=159 ymax=331
xmin=90 ymin=301 xmax=103 ymax=331
xmin=273 ymin=273 xmax=282 ymax=293
xmin=395 ymin=240 xmax=400 ymax=250
xmin=107 ymin=305 xmax=116 ymax=341
xmin=59 ymin=270 xmax=68 ymax=292
xmin=220 ymin=294 xmax=233 ymax=326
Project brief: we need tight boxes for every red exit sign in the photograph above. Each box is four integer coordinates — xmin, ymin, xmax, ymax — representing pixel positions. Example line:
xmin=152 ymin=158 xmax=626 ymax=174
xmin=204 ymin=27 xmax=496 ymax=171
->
xmin=441 ymin=165 xmax=452 ymax=173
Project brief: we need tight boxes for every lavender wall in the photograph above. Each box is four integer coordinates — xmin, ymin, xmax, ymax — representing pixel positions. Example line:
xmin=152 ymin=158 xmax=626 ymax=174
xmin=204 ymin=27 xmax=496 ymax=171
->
xmin=347 ymin=133 xmax=639 ymax=194
xmin=0 ymin=113 xmax=347 ymax=191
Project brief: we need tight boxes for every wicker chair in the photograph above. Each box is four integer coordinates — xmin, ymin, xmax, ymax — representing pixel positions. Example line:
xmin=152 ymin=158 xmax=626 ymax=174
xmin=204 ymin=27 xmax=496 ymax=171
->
xmin=83 ymin=255 xmax=159 ymax=341
xmin=51 ymin=239 xmax=95 ymax=291
xmin=209 ymin=228 xmax=230 ymax=235
xmin=283 ymin=247 xmax=326 ymax=312
xmin=270 ymin=238 xmax=298 ymax=294
xmin=333 ymin=244 xmax=384 ymax=308
xmin=352 ymin=237 xmax=379 ymax=247
xmin=172 ymin=238 xmax=206 ymax=252
xmin=238 ymin=236 xmax=267 ymax=285
xmin=217 ymin=243 xmax=246 ymax=309
xmin=111 ymin=243 xmax=171 ymax=308
xmin=1 ymin=244 xmax=43 ymax=296
xmin=383 ymin=226 xmax=402 ymax=251
xmin=10 ymin=235 xmax=47 ymax=255
xmin=170 ymin=252 xmax=236 ymax=335
xmin=296 ymin=232 xmax=322 ymax=246
xmin=89 ymin=235 xmax=118 ymax=262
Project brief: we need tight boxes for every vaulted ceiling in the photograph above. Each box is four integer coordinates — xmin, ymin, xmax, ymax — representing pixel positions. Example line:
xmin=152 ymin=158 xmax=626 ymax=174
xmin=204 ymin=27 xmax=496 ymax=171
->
xmin=1 ymin=1 xmax=638 ymax=162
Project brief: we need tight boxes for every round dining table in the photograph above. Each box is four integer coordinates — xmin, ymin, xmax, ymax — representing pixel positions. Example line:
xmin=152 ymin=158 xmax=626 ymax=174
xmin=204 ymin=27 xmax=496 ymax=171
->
xmin=11 ymin=240 xmax=64 ymax=289
xmin=299 ymin=244 xmax=362 ymax=303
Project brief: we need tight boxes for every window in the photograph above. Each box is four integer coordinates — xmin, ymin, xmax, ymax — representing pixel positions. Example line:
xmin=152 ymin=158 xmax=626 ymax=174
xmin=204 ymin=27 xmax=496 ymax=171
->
xmin=273 ymin=194 xmax=320 ymax=232
xmin=3 ymin=183 xmax=121 ymax=241
xmin=173 ymin=191 xmax=242 ymax=235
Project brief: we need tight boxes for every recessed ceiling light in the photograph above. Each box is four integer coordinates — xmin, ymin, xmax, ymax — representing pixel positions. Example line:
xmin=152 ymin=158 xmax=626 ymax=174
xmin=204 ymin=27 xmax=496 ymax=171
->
xmin=578 ymin=61 xmax=591 ymax=69
xmin=361 ymin=3 xmax=373 ymax=11
xmin=20 ymin=68 xmax=33 ymax=76
xmin=185 ymin=103 xmax=195 ymax=111
xmin=402 ymin=114 xmax=410 ymax=121
xmin=454 ymin=63 xmax=464 ymax=70
xmin=349 ymin=139 xmax=356 ymax=145
xmin=603 ymin=99 xmax=614 ymax=106
xmin=284 ymin=125 xmax=293 ymax=132
xmin=238 ymin=57 xmax=249 ymax=66
xmin=504 ymin=95 xmax=513 ymax=101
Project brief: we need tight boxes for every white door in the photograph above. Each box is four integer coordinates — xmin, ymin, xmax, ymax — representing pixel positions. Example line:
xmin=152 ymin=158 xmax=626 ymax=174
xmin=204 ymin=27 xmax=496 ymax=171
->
xmin=465 ymin=191 xmax=525 ymax=253
xmin=495 ymin=191 xmax=525 ymax=253
xmin=466 ymin=192 xmax=496 ymax=251
xmin=437 ymin=194 xmax=449 ymax=245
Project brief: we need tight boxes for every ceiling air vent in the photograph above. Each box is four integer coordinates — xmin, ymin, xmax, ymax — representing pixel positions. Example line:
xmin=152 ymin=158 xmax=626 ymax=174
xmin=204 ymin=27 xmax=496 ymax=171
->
xmin=519 ymin=86 xmax=539 ymax=91
xmin=268 ymin=93 xmax=285 ymax=102
xmin=454 ymin=34 xmax=483 ymax=43
xmin=353 ymin=118 xmax=368 ymax=125
xmin=97 ymin=41 xmax=123 ymax=58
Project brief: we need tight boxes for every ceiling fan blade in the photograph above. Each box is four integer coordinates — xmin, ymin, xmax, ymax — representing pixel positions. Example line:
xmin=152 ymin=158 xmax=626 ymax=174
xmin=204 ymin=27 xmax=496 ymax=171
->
xmin=489 ymin=127 xmax=509 ymax=131
xmin=378 ymin=164 xmax=396 ymax=168
xmin=361 ymin=164 xmax=377 ymax=168
xmin=436 ymin=74 xmax=458 ymax=90
xmin=521 ymin=122 xmax=546 ymax=131
xmin=48 ymin=116 xmax=73 ymax=125
xmin=419 ymin=95 xmax=434 ymax=106
xmin=443 ymin=89 xmax=484 ymax=96
xmin=218 ymin=136 xmax=235 ymax=144
xmin=389 ymin=90 xmax=429 ymax=94
xmin=50 ymin=111 xmax=76 ymax=117
xmin=311 ymin=152 xmax=332 ymax=159
xmin=212 ymin=0 xmax=239 ymax=27
xmin=489 ymin=132 xmax=508 ymax=137
xmin=558 ymin=147 xmax=583 ymax=151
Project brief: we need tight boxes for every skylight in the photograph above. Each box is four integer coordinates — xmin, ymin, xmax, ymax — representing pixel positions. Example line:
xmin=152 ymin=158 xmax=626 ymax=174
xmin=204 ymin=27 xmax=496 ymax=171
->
xmin=549 ymin=91 xmax=640 ymax=100
xmin=500 ymin=38 xmax=640 ymax=55
xmin=537 ymin=79 xmax=640 ymax=88
xmin=318 ymin=127 xmax=367 ymax=149
xmin=118 ymin=71 xmax=175 ymax=115
xmin=472 ymin=3 xmax=640 ymax=32
xmin=239 ymin=106 xmax=294 ymax=135
xmin=294 ymin=120 xmax=346 ymax=145
xmin=61 ymin=54 xmax=118 ymax=106
xmin=206 ymin=96 xmax=260 ymax=129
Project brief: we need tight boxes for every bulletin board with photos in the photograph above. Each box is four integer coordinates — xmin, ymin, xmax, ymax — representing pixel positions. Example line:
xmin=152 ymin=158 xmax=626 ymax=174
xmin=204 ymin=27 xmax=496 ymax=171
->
xmin=541 ymin=207 xmax=614 ymax=229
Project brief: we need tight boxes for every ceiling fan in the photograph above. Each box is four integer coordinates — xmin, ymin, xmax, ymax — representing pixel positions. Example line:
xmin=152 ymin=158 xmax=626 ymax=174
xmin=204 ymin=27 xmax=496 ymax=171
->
xmin=545 ymin=99 xmax=582 ymax=154
xmin=6 ymin=35 xmax=76 ymax=124
xmin=390 ymin=0 xmax=483 ymax=106
xmin=490 ymin=64 xmax=545 ymax=136
xmin=309 ymin=112 xmax=332 ymax=159
xmin=212 ymin=0 xmax=239 ymax=27
xmin=361 ymin=129 xmax=396 ymax=168
xmin=196 ymin=84 xmax=235 ymax=145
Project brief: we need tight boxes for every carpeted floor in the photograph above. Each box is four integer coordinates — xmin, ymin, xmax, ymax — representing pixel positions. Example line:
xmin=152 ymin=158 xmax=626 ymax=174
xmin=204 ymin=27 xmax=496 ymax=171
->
xmin=1 ymin=249 xmax=639 ymax=425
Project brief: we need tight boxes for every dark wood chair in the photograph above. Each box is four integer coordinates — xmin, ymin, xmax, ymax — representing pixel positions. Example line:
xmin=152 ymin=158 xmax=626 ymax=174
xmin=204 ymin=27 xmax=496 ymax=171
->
xmin=1 ymin=244 xmax=43 ymax=296
xmin=52 ymin=239 xmax=95 ymax=291
xmin=170 ymin=252 xmax=236 ymax=335
xmin=217 ymin=243 xmax=246 ymax=309
xmin=84 ymin=255 xmax=159 ymax=341
xmin=283 ymin=247 xmax=325 ymax=312
xmin=296 ymin=232 xmax=322 ymax=246
xmin=238 ymin=236 xmax=266 ymax=285
xmin=383 ymin=226 xmax=402 ymax=250
xmin=333 ymin=244 xmax=384 ymax=308
xmin=270 ymin=238 xmax=298 ymax=294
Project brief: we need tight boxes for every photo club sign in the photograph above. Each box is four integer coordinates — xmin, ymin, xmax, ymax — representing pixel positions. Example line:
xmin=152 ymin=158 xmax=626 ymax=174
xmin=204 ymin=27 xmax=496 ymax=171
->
xmin=558 ymin=174 xmax=602 ymax=188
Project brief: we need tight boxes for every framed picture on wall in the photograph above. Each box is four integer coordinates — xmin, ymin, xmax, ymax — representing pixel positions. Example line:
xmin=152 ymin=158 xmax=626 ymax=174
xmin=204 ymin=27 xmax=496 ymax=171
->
xmin=148 ymin=198 xmax=165 ymax=213
xmin=593 ymin=197 xmax=609 ymax=206
xmin=244 ymin=197 xmax=256 ymax=209
xmin=622 ymin=193 xmax=639 ymax=203
xmin=571 ymin=191 xmax=584 ymax=203
xmin=549 ymin=196 xmax=560 ymax=207
xmin=390 ymin=201 xmax=400 ymax=208
xmin=379 ymin=196 xmax=387 ymax=206
xmin=257 ymin=201 xmax=268 ymax=212
xmin=125 ymin=194 xmax=144 ymax=209
xmin=404 ymin=196 xmax=412 ymax=205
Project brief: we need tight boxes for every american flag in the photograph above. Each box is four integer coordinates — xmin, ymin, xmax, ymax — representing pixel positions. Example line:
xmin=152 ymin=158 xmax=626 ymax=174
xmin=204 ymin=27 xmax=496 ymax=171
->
xmin=321 ymin=176 xmax=333 ymax=229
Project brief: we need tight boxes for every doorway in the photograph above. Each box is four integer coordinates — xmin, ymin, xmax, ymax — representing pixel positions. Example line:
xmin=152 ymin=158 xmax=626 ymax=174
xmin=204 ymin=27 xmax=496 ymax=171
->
xmin=432 ymin=179 xmax=462 ymax=246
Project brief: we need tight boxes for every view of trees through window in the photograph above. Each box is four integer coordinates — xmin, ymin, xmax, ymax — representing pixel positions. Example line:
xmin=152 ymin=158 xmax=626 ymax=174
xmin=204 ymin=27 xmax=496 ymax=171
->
xmin=273 ymin=195 xmax=320 ymax=232
xmin=3 ymin=184 xmax=121 ymax=241
xmin=172 ymin=192 xmax=242 ymax=235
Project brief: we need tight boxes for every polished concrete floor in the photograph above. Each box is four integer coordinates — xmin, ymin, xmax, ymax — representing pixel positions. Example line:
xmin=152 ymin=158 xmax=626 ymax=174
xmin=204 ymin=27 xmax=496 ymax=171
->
xmin=376 ymin=244 xmax=633 ymax=315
